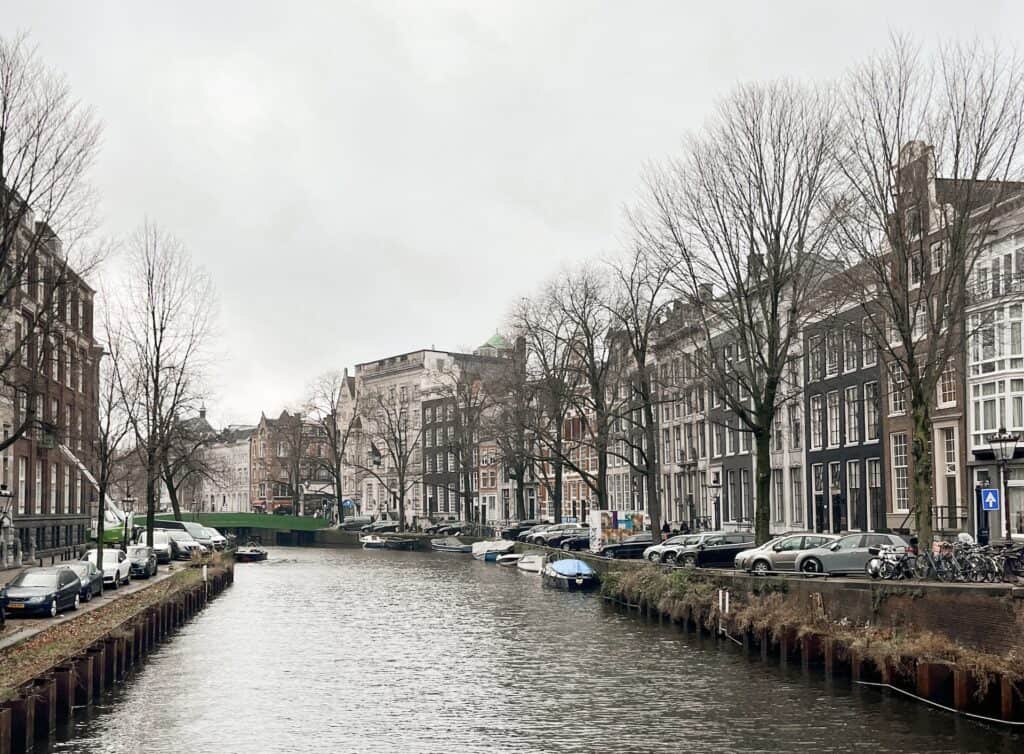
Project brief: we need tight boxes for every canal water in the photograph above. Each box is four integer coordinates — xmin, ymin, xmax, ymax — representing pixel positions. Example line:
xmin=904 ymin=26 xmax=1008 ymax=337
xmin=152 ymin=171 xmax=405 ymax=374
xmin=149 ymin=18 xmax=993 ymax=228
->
xmin=47 ymin=547 xmax=1020 ymax=754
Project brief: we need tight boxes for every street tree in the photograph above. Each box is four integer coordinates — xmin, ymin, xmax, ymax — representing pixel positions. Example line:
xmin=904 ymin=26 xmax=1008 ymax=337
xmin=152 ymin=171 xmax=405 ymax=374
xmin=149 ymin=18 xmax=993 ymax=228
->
xmin=160 ymin=414 xmax=218 ymax=519
xmin=0 ymin=33 xmax=104 ymax=452
xmin=304 ymin=370 xmax=360 ymax=522
xmin=832 ymin=37 xmax=1024 ymax=545
xmin=113 ymin=222 xmax=214 ymax=546
xmin=485 ymin=335 xmax=534 ymax=521
xmin=635 ymin=80 xmax=838 ymax=544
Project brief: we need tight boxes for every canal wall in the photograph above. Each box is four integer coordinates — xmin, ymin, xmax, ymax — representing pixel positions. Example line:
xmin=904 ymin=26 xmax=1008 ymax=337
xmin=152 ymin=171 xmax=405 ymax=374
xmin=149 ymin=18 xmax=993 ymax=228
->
xmin=0 ymin=560 xmax=233 ymax=754
xmin=525 ymin=544 xmax=1024 ymax=724
xmin=313 ymin=530 xmax=486 ymax=549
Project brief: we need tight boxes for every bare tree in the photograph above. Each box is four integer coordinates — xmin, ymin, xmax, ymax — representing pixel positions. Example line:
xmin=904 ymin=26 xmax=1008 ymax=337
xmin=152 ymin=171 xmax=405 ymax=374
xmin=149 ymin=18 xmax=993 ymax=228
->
xmin=832 ymin=38 xmax=1024 ymax=545
xmin=352 ymin=389 xmax=422 ymax=530
xmin=304 ymin=370 xmax=359 ymax=522
xmin=0 ymin=33 xmax=104 ymax=453
xmin=636 ymin=80 xmax=838 ymax=544
xmin=607 ymin=245 xmax=673 ymax=539
xmin=160 ymin=416 xmax=217 ymax=518
xmin=485 ymin=335 xmax=535 ymax=521
xmin=268 ymin=411 xmax=317 ymax=515
xmin=113 ymin=222 xmax=214 ymax=546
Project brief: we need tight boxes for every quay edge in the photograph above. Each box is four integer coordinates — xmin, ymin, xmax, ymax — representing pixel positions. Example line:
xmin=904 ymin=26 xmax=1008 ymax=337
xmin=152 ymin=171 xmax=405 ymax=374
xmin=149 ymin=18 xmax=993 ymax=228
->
xmin=0 ymin=560 xmax=233 ymax=754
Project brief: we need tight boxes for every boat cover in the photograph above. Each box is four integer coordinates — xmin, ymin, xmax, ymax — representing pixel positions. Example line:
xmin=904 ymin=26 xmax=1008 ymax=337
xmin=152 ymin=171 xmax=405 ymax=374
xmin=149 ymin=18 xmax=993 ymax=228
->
xmin=549 ymin=559 xmax=595 ymax=577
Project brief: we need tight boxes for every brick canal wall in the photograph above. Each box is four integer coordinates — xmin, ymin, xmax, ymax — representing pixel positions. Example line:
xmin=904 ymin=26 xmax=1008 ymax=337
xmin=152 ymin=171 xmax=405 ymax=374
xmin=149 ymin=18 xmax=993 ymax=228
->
xmin=0 ymin=562 xmax=233 ymax=754
xmin=522 ymin=543 xmax=1024 ymax=723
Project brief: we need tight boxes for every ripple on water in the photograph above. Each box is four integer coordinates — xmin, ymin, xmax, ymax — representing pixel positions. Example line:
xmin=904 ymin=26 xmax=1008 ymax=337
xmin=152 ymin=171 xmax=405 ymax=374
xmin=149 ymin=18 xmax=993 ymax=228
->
xmin=46 ymin=547 xmax=1022 ymax=754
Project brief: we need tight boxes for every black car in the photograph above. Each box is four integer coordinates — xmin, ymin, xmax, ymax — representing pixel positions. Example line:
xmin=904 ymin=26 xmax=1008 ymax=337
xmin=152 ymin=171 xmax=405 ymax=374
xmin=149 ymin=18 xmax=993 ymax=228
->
xmin=1 ymin=567 xmax=82 ymax=617
xmin=338 ymin=516 xmax=372 ymax=531
xmin=599 ymin=532 xmax=654 ymax=559
xmin=500 ymin=520 xmax=543 ymax=540
xmin=676 ymin=533 xmax=757 ymax=568
xmin=66 ymin=561 xmax=104 ymax=602
xmin=127 ymin=545 xmax=159 ymax=578
xmin=360 ymin=519 xmax=400 ymax=534
xmin=559 ymin=534 xmax=591 ymax=551
xmin=423 ymin=519 xmax=455 ymax=534
xmin=517 ymin=524 xmax=553 ymax=542
xmin=538 ymin=525 xmax=588 ymax=548
xmin=434 ymin=520 xmax=471 ymax=536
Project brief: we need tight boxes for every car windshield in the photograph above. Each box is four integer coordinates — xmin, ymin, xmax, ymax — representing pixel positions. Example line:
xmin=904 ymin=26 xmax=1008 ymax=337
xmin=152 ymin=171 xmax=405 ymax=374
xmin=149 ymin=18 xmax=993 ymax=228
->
xmin=68 ymin=563 xmax=89 ymax=576
xmin=166 ymin=532 xmax=194 ymax=542
xmin=11 ymin=571 xmax=59 ymax=587
xmin=665 ymin=535 xmax=691 ymax=545
xmin=833 ymin=535 xmax=863 ymax=550
xmin=127 ymin=547 xmax=149 ymax=557
xmin=625 ymin=533 xmax=651 ymax=543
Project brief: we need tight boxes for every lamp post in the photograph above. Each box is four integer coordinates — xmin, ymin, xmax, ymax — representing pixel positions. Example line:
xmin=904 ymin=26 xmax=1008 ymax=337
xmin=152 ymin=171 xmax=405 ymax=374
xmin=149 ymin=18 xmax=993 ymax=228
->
xmin=988 ymin=427 xmax=1021 ymax=543
xmin=121 ymin=497 xmax=136 ymax=551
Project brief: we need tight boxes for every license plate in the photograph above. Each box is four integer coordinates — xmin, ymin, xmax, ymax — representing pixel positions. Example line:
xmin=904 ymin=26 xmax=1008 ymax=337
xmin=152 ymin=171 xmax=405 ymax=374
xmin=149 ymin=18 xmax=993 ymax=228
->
xmin=7 ymin=602 xmax=24 ymax=609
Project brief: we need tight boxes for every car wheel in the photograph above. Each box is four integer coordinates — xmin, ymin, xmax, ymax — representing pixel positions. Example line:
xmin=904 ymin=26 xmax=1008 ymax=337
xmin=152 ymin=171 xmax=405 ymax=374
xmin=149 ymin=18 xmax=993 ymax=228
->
xmin=110 ymin=578 xmax=118 ymax=590
xmin=50 ymin=599 xmax=58 ymax=618
xmin=561 ymin=542 xmax=571 ymax=551
xmin=800 ymin=558 xmax=823 ymax=574
xmin=680 ymin=553 xmax=696 ymax=568
xmin=84 ymin=587 xmax=92 ymax=603
xmin=605 ymin=549 xmax=615 ymax=559
xmin=73 ymin=594 xmax=80 ymax=611
xmin=647 ymin=551 xmax=661 ymax=563
xmin=663 ymin=552 xmax=678 ymax=565
xmin=752 ymin=560 xmax=771 ymax=575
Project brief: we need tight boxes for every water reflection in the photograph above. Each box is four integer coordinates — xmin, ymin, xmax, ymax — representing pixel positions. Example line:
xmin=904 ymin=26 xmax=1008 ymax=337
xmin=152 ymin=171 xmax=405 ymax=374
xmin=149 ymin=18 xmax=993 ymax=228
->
xmin=47 ymin=547 xmax=1021 ymax=754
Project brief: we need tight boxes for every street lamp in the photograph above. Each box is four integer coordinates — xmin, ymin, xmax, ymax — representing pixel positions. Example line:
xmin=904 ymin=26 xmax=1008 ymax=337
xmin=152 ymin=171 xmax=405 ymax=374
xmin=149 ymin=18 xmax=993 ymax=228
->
xmin=121 ymin=497 xmax=136 ymax=551
xmin=988 ymin=427 xmax=1021 ymax=543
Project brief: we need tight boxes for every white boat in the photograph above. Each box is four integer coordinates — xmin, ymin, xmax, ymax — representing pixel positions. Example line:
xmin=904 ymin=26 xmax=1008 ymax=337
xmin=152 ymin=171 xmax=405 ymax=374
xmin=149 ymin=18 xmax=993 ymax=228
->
xmin=471 ymin=539 xmax=516 ymax=562
xmin=496 ymin=553 xmax=523 ymax=567
xmin=360 ymin=535 xmax=387 ymax=549
xmin=430 ymin=536 xmax=473 ymax=553
xmin=516 ymin=553 xmax=544 ymax=573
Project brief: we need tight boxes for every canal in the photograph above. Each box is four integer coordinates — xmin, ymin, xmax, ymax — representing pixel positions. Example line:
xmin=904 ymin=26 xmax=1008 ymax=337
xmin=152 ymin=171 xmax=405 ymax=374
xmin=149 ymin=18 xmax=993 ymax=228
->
xmin=46 ymin=547 xmax=1021 ymax=753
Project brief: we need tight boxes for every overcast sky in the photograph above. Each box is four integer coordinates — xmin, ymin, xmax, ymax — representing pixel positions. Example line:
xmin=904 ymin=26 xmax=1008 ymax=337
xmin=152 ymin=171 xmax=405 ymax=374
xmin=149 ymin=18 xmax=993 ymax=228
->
xmin=4 ymin=1 xmax=1022 ymax=426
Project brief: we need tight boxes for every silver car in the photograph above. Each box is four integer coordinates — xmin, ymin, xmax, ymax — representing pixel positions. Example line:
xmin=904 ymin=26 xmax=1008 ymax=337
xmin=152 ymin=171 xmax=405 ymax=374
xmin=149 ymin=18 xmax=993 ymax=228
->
xmin=735 ymin=533 xmax=839 ymax=574
xmin=793 ymin=532 xmax=908 ymax=575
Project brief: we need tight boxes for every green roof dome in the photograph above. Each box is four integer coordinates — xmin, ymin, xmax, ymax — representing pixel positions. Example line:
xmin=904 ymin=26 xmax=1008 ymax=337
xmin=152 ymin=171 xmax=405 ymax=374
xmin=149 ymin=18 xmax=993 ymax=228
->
xmin=481 ymin=332 xmax=511 ymax=350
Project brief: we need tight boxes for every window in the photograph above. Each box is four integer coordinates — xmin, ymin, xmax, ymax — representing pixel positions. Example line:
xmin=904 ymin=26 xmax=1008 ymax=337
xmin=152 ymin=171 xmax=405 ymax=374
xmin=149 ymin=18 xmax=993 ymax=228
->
xmin=864 ymin=382 xmax=880 ymax=441
xmin=827 ymin=391 xmax=840 ymax=447
xmin=771 ymin=469 xmax=784 ymax=523
xmin=810 ymin=396 xmax=823 ymax=450
xmin=867 ymin=458 xmax=882 ymax=529
xmin=845 ymin=386 xmax=860 ymax=444
xmin=862 ymin=318 xmax=877 ymax=366
xmin=789 ymin=404 xmax=801 ymax=450
xmin=811 ymin=463 xmax=824 ymax=510
xmin=740 ymin=468 xmax=751 ymax=521
xmin=847 ymin=460 xmax=861 ymax=527
xmin=943 ymin=427 xmax=957 ymax=475
xmin=75 ymin=473 xmax=82 ymax=515
xmin=809 ymin=338 xmax=824 ymax=382
xmin=790 ymin=466 xmax=803 ymax=525
xmin=891 ymin=432 xmax=909 ymax=512
xmin=17 ymin=457 xmax=26 ymax=515
xmin=727 ymin=421 xmax=737 ymax=455
xmin=910 ymin=251 xmax=923 ymax=286
xmin=931 ymin=241 xmax=944 ymax=273
xmin=939 ymin=362 xmax=957 ymax=407
xmin=843 ymin=326 xmax=858 ymax=372
xmin=63 ymin=466 xmax=70 ymax=516
xmin=35 ymin=460 xmax=42 ymax=513
xmin=64 ymin=347 xmax=72 ymax=388
xmin=826 ymin=334 xmax=839 ymax=376
xmin=888 ymin=362 xmax=906 ymax=415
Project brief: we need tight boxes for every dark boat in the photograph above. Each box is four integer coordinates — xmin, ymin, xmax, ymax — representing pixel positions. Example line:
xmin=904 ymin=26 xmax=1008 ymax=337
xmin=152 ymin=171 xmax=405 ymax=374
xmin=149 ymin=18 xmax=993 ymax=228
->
xmin=430 ymin=536 xmax=472 ymax=553
xmin=541 ymin=558 xmax=598 ymax=591
xmin=383 ymin=537 xmax=417 ymax=551
xmin=234 ymin=546 xmax=268 ymax=563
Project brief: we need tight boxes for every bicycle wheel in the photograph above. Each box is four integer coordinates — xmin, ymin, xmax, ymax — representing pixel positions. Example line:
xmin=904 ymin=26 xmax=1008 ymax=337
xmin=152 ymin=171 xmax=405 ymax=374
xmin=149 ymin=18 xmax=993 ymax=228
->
xmin=913 ymin=556 xmax=933 ymax=581
xmin=878 ymin=560 xmax=896 ymax=580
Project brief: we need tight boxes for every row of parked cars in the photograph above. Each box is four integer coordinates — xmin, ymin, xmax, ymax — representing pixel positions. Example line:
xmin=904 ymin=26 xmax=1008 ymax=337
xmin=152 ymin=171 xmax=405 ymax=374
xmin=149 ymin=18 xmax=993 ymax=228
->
xmin=507 ymin=519 xmax=912 ymax=576
xmin=0 ymin=521 xmax=229 ymax=624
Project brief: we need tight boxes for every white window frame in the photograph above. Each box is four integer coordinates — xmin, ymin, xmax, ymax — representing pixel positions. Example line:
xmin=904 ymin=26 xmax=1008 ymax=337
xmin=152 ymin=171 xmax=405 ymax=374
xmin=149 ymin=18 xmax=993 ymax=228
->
xmin=891 ymin=432 xmax=909 ymax=513
xmin=845 ymin=386 xmax=860 ymax=444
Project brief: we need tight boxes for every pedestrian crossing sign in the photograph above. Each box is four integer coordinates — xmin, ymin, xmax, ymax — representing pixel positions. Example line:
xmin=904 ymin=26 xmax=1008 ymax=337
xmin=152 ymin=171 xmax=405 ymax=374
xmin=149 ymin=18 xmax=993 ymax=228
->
xmin=981 ymin=488 xmax=1000 ymax=511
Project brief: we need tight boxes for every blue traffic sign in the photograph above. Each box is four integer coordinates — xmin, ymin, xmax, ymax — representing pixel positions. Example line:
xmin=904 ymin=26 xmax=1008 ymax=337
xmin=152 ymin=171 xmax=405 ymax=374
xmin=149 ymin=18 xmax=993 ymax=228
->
xmin=981 ymin=488 xmax=1001 ymax=511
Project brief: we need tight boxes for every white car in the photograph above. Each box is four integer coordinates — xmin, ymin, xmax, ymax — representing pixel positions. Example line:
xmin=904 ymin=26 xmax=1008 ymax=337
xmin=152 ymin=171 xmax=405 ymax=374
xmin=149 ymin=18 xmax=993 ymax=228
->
xmin=83 ymin=548 xmax=132 ymax=588
xmin=139 ymin=531 xmax=174 ymax=563
xmin=642 ymin=533 xmax=714 ymax=563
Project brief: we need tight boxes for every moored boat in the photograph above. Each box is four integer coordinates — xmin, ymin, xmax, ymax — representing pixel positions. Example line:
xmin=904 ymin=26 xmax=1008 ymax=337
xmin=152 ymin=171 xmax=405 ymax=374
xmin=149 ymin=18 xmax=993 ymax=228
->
xmin=430 ymin=536 xmax=472 ymax=553
xmin=383 ymin=537 xmax=417 ymax=551
xmin=471 ymin=539 xmax=516 ymax=561
xmin=541 ymin=558 xmax=598 ymax=591
xmin=516 ymin=553 xmax=544 ymax=573
xmin=234 ymin=546 xmax=268 ymax=563
xmin=496 ymin=553 xmax=523 ymax=567
xmin=360 ymin=534 xmax=388 ymax=549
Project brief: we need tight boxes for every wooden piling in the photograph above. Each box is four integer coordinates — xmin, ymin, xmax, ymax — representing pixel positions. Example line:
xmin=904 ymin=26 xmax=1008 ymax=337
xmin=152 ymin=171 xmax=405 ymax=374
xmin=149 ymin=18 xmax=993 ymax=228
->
xmin=73 ymin=656 xmax=92 ymax=707
xmin=0 ymin=706 xmax=11 ymax=754
xmin=52 ymin=667 xmax=74 ymax=722
xmin=89 ymin=646 xmax=105 ymax=698
xmin=2 ymin=695 xmax=34 ymax=754
xmin=32 ymin=677 xmax=56 ymax=741
xmin=953 ymin=669 xmax=971 ymax=712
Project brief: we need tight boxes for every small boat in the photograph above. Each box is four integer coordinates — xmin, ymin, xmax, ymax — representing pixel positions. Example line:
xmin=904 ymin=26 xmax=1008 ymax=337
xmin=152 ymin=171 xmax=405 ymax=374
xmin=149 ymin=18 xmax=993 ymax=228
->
xmin=430 ymin=536 xmax=472 ymax=553
xmin=360 ymin=535 xmax=388 ymax=549
xmin=383 ymin=537 xmax=417 ymax=551
xmin=496 ymin=553 xmax=523 ymax=567
xmin=472 ymin=539 xmax=516 ymax=562
xmin=541 ymin=558 xmax=598 ymax=591
xmin=516 ymin=553 xmax=544 ymax=573
xmin=234 ymin=546 xmax=268 ymax=563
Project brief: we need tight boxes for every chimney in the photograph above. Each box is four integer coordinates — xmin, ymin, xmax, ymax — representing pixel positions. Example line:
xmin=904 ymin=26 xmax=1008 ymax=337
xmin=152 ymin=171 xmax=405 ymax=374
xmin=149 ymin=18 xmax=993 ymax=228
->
xmin=199 ymin=404 xmax=206 ymax=420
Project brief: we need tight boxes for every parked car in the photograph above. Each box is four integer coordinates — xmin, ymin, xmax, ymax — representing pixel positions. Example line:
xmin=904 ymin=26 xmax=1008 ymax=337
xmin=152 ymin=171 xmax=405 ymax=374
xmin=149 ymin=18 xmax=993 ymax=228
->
xmin=66 ymin=561 xmax=104 ymax=602
xmin=127 ymin=545 xmax=159 ymax=578
xmin=164 ymin=531 xmax=206 ymax=560
xmin=599 ymin=532 xmax=654 ymax=559
xmin=794 ymin=532 xmax=909 ymax=575
xmin=360 ymin=519 xmax=400 ymax=534
xmin=338 ymin=516 xmax=373 ymax=531
xmin=517 ymin=524 xmax=553 ymax=542
xmin=735 ymin=533 xmax=840 ymax=574
xmin=84 ymin=549 xmax=132 ymax=587
xmin=643 ymin=533 xmax=713 ymax=563
xmin=202 ymin=527 xmax=229 ymax=551
xmin=527 ymin=523 xmax=578 ymax=545
xmin=1 ymin=567 xmax=82 ymax=617
xmin=687 ymin=532 xmax=757 ymax=568
xmin=434 ymin=520 xmax=470 ymax=536
xmin=658 ymin=531 xmax=728 ymax=564
xmin=423 ymin=519 xmax=455 ymax=534
xmin=560 ymin=533 xmax=591 ymax=551
xmin=538 ymin=525 xmax=589 ymax=548
xmin=500 ymin=520 xmax=542 ymax=540
xmin=140 ymin=530 xmax=174 ymax=564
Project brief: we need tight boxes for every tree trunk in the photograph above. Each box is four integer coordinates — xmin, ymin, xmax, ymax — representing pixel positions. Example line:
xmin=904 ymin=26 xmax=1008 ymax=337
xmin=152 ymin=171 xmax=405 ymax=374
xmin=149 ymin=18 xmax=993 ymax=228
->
xmin=552 ymin=459 xmax=563 ymax=524
xmin=96 ymin=480 xmax=106 ymax=573
xmin=397 ymin=488 xmax=406 ymax=532
xmin=514 ymin=473 xmax=526 ymax=520
xmin=642 ymin=398 xmax=661 ymax=541
xmin=597 ymin=441 xmax=609 ymax=510
xmin=164 ymin=471 xmax=182 ymax=521
xmin=911 ymin=397 xmax=934 ymax=548
xmin=462 ymin=468 xmax=474 ymax=525
xmin=754 ymin=429 xmax=772 ymax=545
xmin=145 ymin=445 xmax=157 ymax=548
